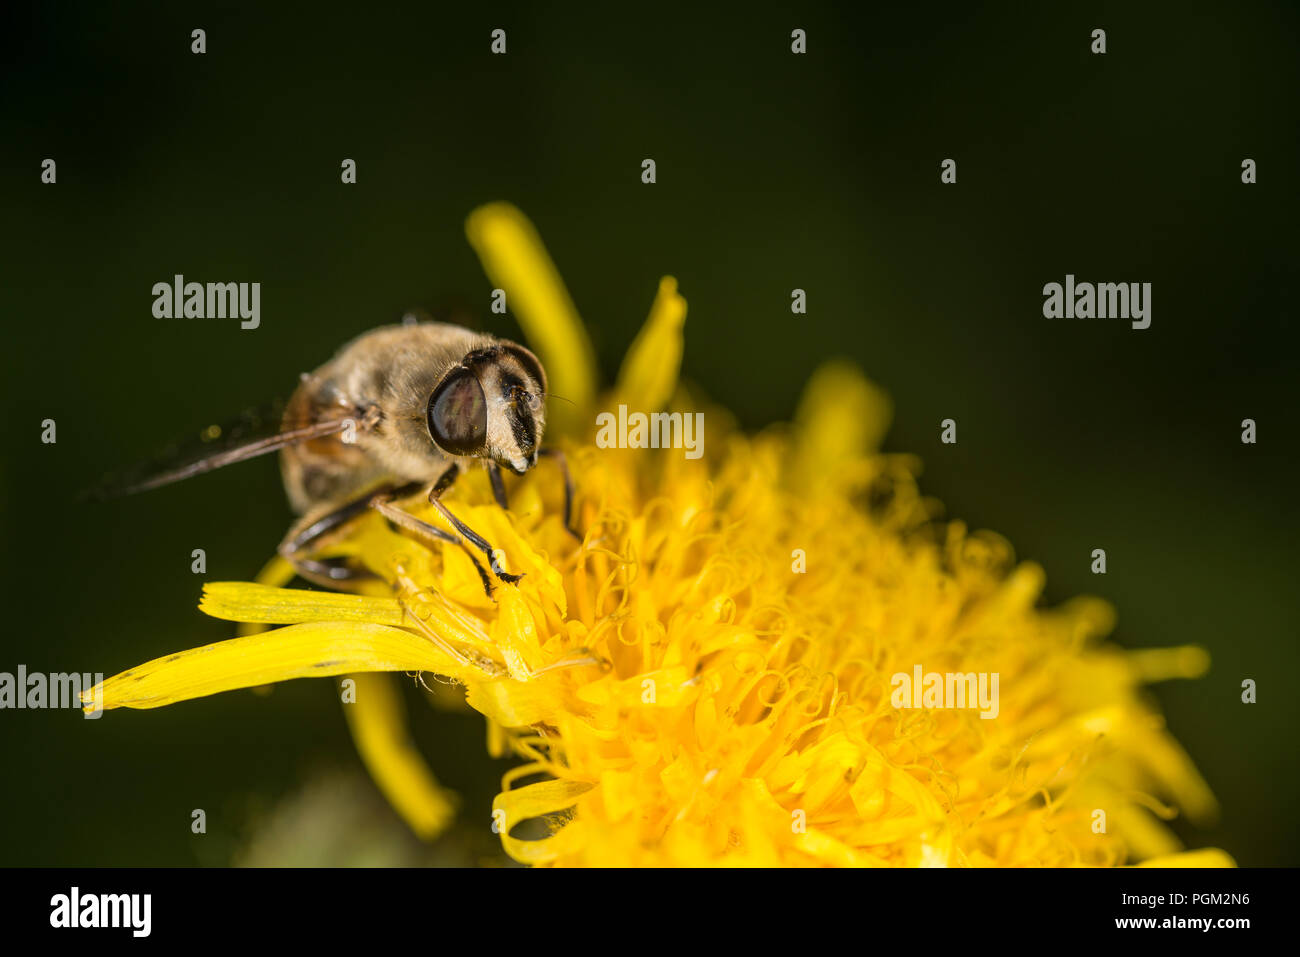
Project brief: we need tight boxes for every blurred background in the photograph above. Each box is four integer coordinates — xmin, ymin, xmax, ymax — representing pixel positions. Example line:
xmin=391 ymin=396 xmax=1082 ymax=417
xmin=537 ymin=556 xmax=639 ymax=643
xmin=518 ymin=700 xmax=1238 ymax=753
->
xmin=0 ymin=1 xmax=1296 ymax=866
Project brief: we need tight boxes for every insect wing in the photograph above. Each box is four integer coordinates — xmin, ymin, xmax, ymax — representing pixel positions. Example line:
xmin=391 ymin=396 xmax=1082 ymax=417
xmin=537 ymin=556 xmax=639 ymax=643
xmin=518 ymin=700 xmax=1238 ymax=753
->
xmin=83 ymin=400 xmax=356 ymax=500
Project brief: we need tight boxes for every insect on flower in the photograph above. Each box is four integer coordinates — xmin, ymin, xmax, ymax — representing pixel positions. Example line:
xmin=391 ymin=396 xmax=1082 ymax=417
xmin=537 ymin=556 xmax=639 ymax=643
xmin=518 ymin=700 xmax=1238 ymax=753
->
xmin=82 ymin=203 xmax=1230 ymax=868
xmin=88 ymin=323 xmax=576 ymax=597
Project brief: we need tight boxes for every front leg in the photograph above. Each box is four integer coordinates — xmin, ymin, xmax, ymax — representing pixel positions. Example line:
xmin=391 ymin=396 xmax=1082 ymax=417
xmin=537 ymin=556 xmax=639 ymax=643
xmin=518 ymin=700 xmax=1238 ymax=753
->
xmin=487 ymin=461 xmax=509 ymax=510
xmin=489 ymin=452 xmax=578 ymax=539
xmin=427 ymin=464 xmax=523 ymax=583
xmin=539 ymin=447 xmax=580 ymax=539
xmin=368 ymin=485 xmax=500 ymax=597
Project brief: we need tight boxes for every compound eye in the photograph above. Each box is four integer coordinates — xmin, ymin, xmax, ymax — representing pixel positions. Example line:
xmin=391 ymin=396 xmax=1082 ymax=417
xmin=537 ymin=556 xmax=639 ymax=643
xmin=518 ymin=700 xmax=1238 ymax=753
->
xmin=427 ymin=367 xmax=487 ymax=456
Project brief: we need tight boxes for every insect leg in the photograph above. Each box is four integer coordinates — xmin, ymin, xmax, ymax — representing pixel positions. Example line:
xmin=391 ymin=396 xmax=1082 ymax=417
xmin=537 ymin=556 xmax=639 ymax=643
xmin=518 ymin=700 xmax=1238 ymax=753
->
xmin=368 ymin=491 xmax=499 ymax=597
xmin=427 ymin=466 xmax=524 ymax=584
xmin=276 ymin=482 xmax=421 ymax=588
xmin=486 ymin=461 xmax=509 ymax=510
xmin=538 ymin=447 xmax=580 ymax=539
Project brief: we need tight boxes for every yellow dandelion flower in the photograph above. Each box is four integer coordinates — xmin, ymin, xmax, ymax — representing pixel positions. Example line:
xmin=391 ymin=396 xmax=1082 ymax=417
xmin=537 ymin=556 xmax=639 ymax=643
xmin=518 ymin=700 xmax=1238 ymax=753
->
xmin=84 ymin=203 xmax=1232 ymax=868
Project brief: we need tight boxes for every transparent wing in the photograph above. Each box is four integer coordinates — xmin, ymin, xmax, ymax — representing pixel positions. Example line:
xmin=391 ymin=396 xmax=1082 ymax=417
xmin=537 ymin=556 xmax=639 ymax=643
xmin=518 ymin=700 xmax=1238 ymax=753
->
xmin=81 ymin=399 xmax=358 ymax=500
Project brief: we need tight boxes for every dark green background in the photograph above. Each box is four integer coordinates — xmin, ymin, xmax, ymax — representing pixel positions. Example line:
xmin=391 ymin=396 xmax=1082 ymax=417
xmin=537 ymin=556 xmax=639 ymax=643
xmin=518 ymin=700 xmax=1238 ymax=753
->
xmin=1 ymin=2 xmax=1295 ymax=866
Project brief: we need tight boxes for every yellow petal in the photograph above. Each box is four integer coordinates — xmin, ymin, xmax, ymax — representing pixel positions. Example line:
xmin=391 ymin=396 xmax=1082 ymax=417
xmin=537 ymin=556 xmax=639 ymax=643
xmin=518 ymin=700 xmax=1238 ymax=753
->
xmin=236 ymin=557 xmax=299 ymax=638
xmin=492 ymin=586 xmax=542 ymax=681
xmin=82 ymin=622 xmax=474 ymax=711
xmin=611 ymin=276 xmax=687 ymax=413
xmin=342 ymin=672 xmax=457 ymax=840
xmin=201 ymin=581 xmax=405 ymax=626
xmin=465 ymin=202 xmax=597 ymax=435
xmin=1134 ymin=848 xmax=1237 ymax=867
xmin=492 ymin=771 xmax=595 ymax=864
xmin=1110 ymin=804 xmax=1184 ymax=861
xmin=466 ymin=678 xmax=560 ymax=728
xmin=790 ymin=360 xmax=892 ymax=489
xmin=796 ymin=829 xmax=892 ymax=867
xmin=1128 ymin=645 xmax=1211 ymax=682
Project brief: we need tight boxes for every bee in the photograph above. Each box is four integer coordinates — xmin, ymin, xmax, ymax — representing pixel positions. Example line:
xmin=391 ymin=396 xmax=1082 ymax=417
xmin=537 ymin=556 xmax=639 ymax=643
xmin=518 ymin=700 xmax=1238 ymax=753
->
xmin=91 ymin=322 xmax=575 ymax=595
